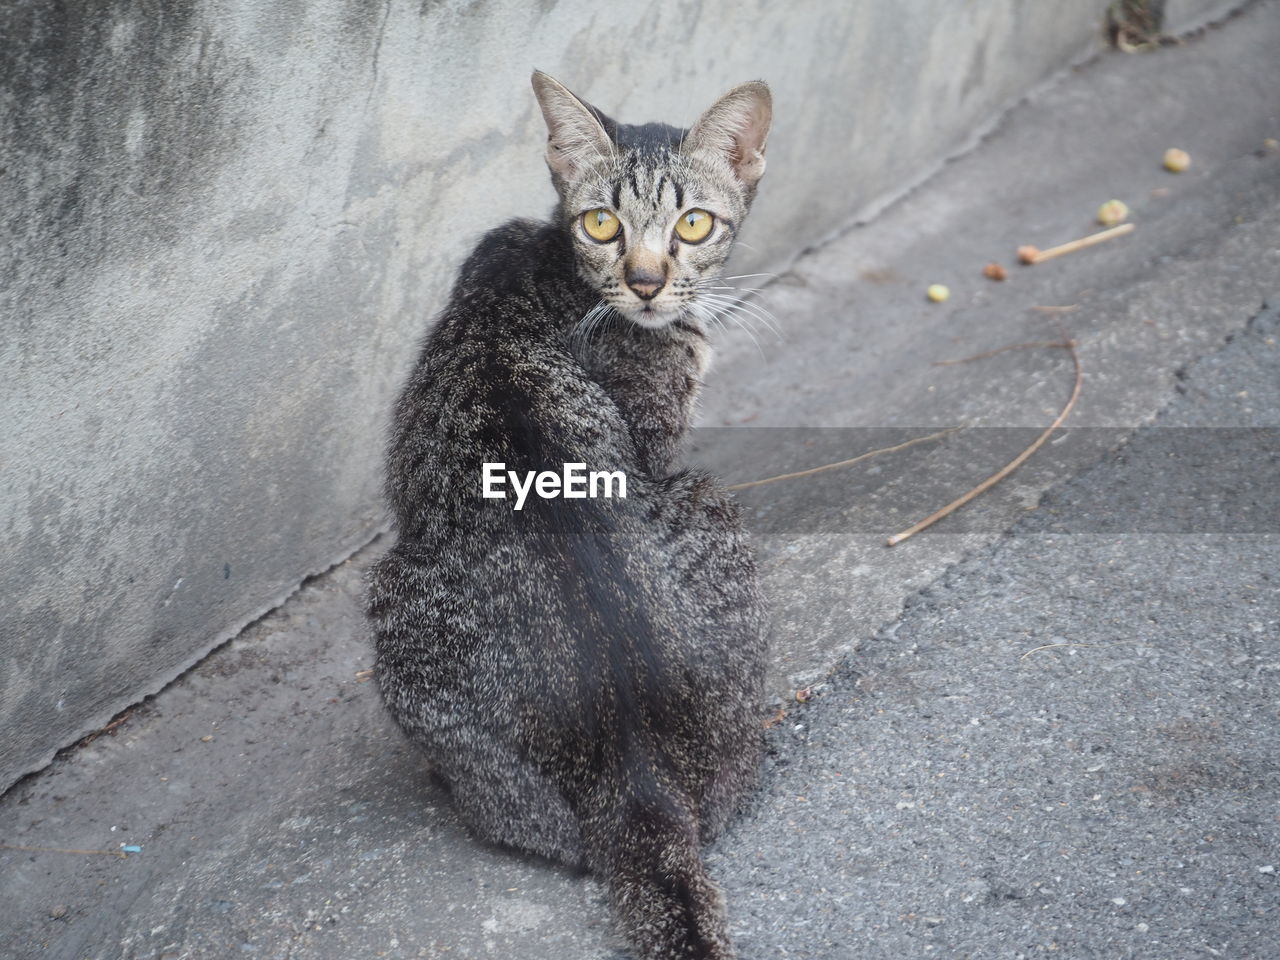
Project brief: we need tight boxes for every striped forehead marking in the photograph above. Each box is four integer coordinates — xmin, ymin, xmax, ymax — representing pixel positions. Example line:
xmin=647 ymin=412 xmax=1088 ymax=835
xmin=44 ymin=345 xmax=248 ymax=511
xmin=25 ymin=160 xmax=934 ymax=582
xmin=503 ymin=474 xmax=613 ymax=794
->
xmin=613 ymin=153 xmax=687 ymax=214
xmin=656 ymin=173 xmax=685 ymax=211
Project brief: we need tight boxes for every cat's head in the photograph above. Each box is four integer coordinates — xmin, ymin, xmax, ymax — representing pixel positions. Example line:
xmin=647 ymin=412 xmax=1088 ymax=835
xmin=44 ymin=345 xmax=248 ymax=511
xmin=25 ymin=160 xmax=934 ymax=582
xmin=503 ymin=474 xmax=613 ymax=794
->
xmin=532 ymin=71 xmax=771 ymax=330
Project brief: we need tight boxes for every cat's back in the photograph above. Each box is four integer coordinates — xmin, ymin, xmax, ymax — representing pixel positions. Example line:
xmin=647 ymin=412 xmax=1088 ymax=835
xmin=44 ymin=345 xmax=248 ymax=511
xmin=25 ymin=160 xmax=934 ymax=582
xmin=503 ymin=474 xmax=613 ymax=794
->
xmin=400 ymin=218 xmax=581 ymax=397
xmin=383 ymin=218 xmax=614 ymax=534
xmin=433 ymin=218 xmax=581 ymax=325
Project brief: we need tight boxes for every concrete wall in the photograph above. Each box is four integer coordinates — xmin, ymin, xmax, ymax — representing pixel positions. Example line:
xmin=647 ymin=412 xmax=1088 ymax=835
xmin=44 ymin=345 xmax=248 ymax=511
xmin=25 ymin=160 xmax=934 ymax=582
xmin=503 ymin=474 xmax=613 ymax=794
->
xmin=0 ymin=0 xmax=1226 ymax=791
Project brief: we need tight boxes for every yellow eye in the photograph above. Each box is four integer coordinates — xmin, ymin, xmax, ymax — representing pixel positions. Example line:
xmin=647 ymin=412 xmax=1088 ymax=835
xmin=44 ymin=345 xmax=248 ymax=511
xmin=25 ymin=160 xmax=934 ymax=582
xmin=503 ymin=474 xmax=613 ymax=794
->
xmin=582 ymin=208 xmax=621 ymax=242
xmin=674 ymin=208 xmax=714 ymax=244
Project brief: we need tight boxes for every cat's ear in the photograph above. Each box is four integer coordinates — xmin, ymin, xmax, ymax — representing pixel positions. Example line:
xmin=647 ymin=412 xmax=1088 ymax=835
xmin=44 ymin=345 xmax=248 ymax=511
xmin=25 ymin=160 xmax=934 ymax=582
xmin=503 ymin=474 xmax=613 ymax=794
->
xmin=684 ymin=81 xmax=772 ymax=188
xmin=531 ymin=71 xmax=615 ymax=182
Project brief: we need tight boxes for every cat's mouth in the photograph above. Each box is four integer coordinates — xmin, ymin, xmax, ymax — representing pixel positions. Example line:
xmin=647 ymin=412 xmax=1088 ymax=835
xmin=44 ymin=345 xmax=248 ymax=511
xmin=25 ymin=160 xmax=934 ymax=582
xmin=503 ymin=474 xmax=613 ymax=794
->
xmin=622 ymin=300 xmax=683 ymax=330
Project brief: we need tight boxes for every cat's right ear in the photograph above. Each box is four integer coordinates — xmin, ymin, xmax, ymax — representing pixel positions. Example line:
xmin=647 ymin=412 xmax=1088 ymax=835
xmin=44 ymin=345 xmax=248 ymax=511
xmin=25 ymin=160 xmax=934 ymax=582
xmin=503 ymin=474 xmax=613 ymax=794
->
xmin=531 ymin=71 xmax=615 ymax=182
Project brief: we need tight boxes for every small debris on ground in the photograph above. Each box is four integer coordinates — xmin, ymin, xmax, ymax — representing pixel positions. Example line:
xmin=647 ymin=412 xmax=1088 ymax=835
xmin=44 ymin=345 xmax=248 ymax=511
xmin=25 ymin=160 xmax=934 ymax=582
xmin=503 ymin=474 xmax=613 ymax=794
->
xmin=926 ymin=284 xmax=950 ymax=303
xmin=1018 ymin=223 xmax=1135 ymax=265
xmin=1097 ymin=199 xmax=1130 ymax=226
xmin=1163 ymin=147 xmax=1191 ymax=172
xmin=1109 ymin=0 xmax=1165 ymax=51
xmin=982 ymin=262 xmax=1008 ymax=281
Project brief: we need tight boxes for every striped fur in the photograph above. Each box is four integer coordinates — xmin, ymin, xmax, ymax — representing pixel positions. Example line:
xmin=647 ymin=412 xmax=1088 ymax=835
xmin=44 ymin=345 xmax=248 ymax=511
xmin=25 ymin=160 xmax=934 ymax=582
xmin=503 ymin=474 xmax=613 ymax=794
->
xmin=367 ymin=73 xmax=772 ymax=959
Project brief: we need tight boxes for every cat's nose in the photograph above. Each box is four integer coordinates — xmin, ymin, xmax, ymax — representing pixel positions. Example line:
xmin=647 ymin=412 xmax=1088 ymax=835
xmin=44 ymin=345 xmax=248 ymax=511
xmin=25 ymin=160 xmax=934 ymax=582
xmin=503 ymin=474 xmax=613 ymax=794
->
xmin=625 ymin=268 xmax=666 ymax=301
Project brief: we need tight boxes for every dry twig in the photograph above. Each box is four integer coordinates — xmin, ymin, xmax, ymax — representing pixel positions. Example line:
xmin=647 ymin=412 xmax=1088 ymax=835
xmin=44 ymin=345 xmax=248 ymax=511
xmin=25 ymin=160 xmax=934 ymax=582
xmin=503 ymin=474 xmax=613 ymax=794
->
xmin=932 ymin=340 xmax=1070 ymax=367
xmin=0 ymin=843 xmax=127 ymax=859
xmin=886 ymin=340 xmax=1082 ymax=546
xmin=1018 ymin=223 xmax=1134 ymax=265
xmin=75 ymin=709 xmax=133 ymax=748
xmin=725 ymin=428 xmax=957 ymax=492
xmin=1020 ymin=638 xmax=1147 ymax=660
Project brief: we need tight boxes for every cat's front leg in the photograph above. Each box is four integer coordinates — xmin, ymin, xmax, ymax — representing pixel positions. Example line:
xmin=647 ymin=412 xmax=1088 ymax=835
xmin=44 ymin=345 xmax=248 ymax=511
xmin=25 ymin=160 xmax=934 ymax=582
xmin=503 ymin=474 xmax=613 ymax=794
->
xmin=588 ymin=320 xmax=710 ymax=477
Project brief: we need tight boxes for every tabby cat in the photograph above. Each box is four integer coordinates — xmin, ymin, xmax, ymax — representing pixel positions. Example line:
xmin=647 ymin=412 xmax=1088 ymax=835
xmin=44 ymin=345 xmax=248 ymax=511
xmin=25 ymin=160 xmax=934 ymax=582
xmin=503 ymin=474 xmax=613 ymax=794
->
xmin=365 ymin=71 xmax=772 ymax=959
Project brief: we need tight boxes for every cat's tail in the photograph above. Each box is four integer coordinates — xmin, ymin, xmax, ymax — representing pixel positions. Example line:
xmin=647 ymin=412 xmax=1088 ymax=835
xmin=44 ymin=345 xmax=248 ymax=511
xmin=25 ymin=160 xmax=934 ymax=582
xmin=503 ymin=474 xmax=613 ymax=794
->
xmin=584 ymin=758 xmax=733 ymax=960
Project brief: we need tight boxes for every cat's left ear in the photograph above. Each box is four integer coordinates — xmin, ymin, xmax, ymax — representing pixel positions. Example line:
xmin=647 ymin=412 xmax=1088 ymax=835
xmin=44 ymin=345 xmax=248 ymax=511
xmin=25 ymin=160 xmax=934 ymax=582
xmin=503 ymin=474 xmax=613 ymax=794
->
xmin=684 ymin=81 xmax=772 ymax=189
xmin=531 ymin=71 xmax=615 ymax=183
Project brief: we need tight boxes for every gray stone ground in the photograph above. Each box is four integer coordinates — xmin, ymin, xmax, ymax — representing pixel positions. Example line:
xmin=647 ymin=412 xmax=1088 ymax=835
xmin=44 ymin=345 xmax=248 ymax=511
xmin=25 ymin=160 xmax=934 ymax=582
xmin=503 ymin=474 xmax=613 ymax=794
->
xmin=2 ymin=4 xmax=1278 ymax=959
xmin=717 ymin=305 xmax=1280 ymax=959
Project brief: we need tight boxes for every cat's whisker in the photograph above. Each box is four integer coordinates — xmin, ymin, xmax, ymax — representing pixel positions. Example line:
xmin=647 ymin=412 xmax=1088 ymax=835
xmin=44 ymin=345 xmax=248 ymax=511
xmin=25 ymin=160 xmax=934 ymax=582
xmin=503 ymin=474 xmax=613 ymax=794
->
xmin=704 ymin=313 xmax=733 ymax=345
xmin=695 ymin=278 xmax=771 ymax=302
xmin=599 ymin=308 xmax=625 ymax=344
xmin=696 ymin=278 xmax=765 ymax=289
xmin=694 ymin=297 xmax=771 ymax=357
xmin=697 ymin=288 xmax=771 ymax=310
xmin=713 ymin=298 xmax=782 ymax=340
xmin=582 ymin=311 xmax=605 ymax=344
xmin=569 ymin=300 xmax=620 ymax=355
xmin=701 ymin=307 xmax=779 ymax=352
xmin=594 ymin=310 xmax=621 ymax=345
xmin=710 ymin=310 xmax=776 ymax=349
xmin=709 ymin=272 xmax=777 ymax=283
xmin=570 ymin=301 xmax=602 ymax=336
xmin=724 ymin=312 xmax=765 ymax=358
xmin=688 ymin=300 xmax=728 ymax=340
xmin=732 ymin=309 xmax=784 ymax=343
xmin=700 ymin=285 xmax=765 ymax=297
xmin=695 ymin=292 xmax=783 ymax=341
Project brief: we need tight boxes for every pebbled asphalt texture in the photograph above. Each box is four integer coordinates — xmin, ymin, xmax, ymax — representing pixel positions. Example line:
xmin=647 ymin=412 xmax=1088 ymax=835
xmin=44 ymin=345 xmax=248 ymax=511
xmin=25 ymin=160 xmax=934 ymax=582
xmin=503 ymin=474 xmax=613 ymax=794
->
xmin=715 ymin=304 xmax=1280 ymax=959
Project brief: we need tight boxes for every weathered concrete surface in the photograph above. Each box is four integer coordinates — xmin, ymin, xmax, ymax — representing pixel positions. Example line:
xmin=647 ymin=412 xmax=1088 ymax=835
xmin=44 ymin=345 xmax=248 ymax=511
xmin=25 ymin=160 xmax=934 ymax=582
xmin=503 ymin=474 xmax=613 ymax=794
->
xmin=1166 ymin=0 xmax=1248 ymax=31
xmin=3 ymin=0 xmax=1193 ymax=791
xmin=0 ymin=3 xmax=1276 ymax=957
xmin=692 ymin=0 xmax=1280 ymax=694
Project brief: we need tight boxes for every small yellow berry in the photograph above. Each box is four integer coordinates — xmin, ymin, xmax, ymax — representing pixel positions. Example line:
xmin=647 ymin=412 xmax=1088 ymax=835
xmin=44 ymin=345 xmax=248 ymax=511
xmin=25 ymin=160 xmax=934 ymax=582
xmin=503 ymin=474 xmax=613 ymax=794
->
xmin=1163 ymin=148 xmax=1190 ymax=173
xmin=926 ymin=284 xmax=950 ymax=303
xmin=1097 ymin=199 xmax=1130 ymax=227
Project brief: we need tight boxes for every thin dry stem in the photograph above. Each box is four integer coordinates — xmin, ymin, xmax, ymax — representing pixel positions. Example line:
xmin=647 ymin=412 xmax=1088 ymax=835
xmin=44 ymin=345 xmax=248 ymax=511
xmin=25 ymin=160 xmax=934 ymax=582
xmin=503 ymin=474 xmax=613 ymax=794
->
xmin=886 ymin=340 xmax=1082 ymax=547
xmin=75 ymin=708 xmax=134 ymax=748
xmin=725 ymin=428 xmax=958 ymax=492
xmin=932 ymin=340 xmax=1071 ymax=367
xmin=1020 ymin=638 xmax=1147 ymax=660
xmin=1031 ymin=223 xmax=1135 ymax=264
xmin=0 ymin=843 xmax=128 ymax=859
